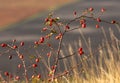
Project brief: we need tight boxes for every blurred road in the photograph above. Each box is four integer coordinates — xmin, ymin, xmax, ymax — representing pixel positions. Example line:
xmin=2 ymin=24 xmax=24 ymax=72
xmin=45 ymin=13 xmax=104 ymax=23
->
xmin=0 ymin=0 xmax=75 ymax=27
xmin=0 ymin=0 xmax=120 ymax=78
xmin=0 ymin=0 xmax=120 ymax=41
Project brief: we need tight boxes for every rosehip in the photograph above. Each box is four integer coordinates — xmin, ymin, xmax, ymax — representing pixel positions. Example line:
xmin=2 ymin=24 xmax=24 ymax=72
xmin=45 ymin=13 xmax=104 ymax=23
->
xmin=101 ymin=8 xmax=106 ymax=12
xmin=42 ymin=27 xmax=47 ymax=31
xmin=37 ymin=74 xmax=41 ymax=79
xmin=79 ymin=50 xmax=84 ymax=55
xmin=78 ymin=48 xmax=83 ymax=51
xmin=13 ymin=45 xmax=18 ymax=49
xmin=39 ymin=37 xmax=44 ymax=43
xmin=20 ymin=42 xmax=24 ymax=46
xmin=45 ymin=35 xmax=50 ymax=39
xmin=4 ymin=72 xmax=9 ymax=76
xmin=32 ymin=64 xmax=37 ymax=68
xmin=55 ymin=36 xmax=60 ymax=40
xmin=96 ymin=18 xmax=101 ymax=22
xmin=47 ymin=52 xmax=51 ymax=57
xmin=49 ymin=18 xmax=54 ymax=22
xmin=73 ymin=11 xmax=77 ymax=16
xmin=35 ymin=58 xmax=39 ymax=63
xmin=111 ymin=20 xmax=116 ymax=24
xmin=1 ymin=43 xmax=7 ymax=47
xmin=13 ymin=39 xmax=16 ymax=42
xmin=34 ymin=41 xmax=39 ymax=45
xmin=32 ymin=75 xmax=35 ymax=79
xmin=96 ymin=24 xmax=100 ymax=28
xmin=45 ymin=18 xmax=49 ymax=22
xmin=65 ymin=25 xmax=70 ymax=29
xmin=78 ymin=48 xmax=84 ymax=55
xmin=89 ymin=7 xmax=94 ymax=11
xmin=15 ymin=76 xmax=20 ymax=80
xmin=19 ymin=54 xmax=24 ymax=59
xmin=18 ymin=64 xmax=22 ymax=68
xmin=82 ymin=23 xmax=86 ymax=28
xmin=9 ymin=55 xmax=12 ymax=60
xmin=51 ymin=65 xmax=56 ymax=70
xmin=47 ymin=43 xmax=51 ymax=47
xmin=49 ymin=21 xmax=53 ymax=26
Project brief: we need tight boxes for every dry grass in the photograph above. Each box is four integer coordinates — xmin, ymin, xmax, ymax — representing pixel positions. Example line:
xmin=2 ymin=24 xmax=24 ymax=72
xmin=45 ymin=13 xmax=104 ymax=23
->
xmin=0 ymin=28 xmax=120 ymax=83
xmin=54 ymin=28 xmax=120 ymax=83
xmin=23 ymin=28 xmax=120 ymax=83
xmin=0 ymin=0 xmax=75 ymax=27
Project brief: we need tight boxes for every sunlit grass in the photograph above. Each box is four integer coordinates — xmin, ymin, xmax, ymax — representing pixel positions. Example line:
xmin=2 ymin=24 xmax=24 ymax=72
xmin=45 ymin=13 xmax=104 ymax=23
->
xmin=54 ymin=28 xmax=120 ymax=83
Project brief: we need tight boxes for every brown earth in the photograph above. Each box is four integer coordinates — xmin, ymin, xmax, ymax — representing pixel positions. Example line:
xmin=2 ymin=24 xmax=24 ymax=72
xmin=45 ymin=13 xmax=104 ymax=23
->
xmin=0 ymin=0 xmax=75 ymax=28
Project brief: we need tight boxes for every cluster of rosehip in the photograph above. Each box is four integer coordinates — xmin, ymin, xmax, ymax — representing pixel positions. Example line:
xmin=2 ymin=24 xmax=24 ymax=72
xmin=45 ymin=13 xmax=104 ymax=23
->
xmin=0 ymin=40 xmax=42 ymax=81
xmin=74 ymin=7 xmax=116 ymax=29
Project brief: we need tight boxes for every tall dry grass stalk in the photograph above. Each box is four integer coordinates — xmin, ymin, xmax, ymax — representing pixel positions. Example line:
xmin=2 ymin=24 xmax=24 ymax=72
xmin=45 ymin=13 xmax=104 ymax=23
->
xmin=57 ymin=28 xmax=120 ymax=83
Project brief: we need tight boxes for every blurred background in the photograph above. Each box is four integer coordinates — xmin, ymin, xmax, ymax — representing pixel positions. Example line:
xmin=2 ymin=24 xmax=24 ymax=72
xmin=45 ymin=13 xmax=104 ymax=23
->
xmin=0 ymin=0 xmax=119 ymax=79
xmin=0 ymin=0 xmax=75 ymax=28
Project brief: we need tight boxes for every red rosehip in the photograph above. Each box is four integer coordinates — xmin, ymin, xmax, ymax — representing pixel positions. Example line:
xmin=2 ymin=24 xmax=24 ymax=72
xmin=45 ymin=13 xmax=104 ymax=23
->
xmin=82 ymin=23 xmax=86 ymax=28
xmin=89 ymin=7 xmax=94 ymax=11
xmin=96 ymin=24 xmax=100 ymax=28
xmin=47 ymin=43 xmax=51 ymax=47
xmin=13 ymin=45 xmax=18 ymax=49
xmin=101 ymin=8 xmax=106 ymax=12
xmin=39 ymin=37 xmax=44 ymax=43
xmin=32 ymin=64 xmax=37 ymax=68
xmin=32 ymin=75 xmax=35 ymax=79
xmin=42 ymin=27 xmax=47 ymax=31
xmin=1 ymin=43 xmax=7 ymax=47
xmin=15 ymin=76 xmax=20 ymax=80
xmin=34 ymin=41 xmax=39 ymax=45
xmin=19 ymin=54 xmax=24 ymax=59
xmin=78 ymin=48 xmax=83 ymax=51
xmin=40 ymin=37 xmax=44 ymax=41
xmin=4 ymin=72 xmax=9 ymax=76
xmin=45 ymin=35 xmax=50 ymax=39
xmin=96 ymin=18 xmax=101 ymax=22
xmin=37 ymin=74 xmax=41 ymax=79
xmin=35 ymin=58 xmax=39 ymax=63
xmin=45 ymin=18 xmax=49 ymax=22
xmin=20 ymin=42 xmax=24 ymax=46
xmin=65 ymin=25 xmax=70 ymax=29
xmin=47 ymin=52 xmax=51 ymax=57
xmin=49 ymin=21 xmax=53 ymax=26
xmin=51 ymin=65 xmax=56 ymax=70
xmin=55 ymin=36 xmax=60 ymax=40
xmin=18 ymin=64 xmax=22 ymax=68
xmin=9 ymin=55 xmax=12 ymax=60
xmin=49 ymin=18 xmax=54 ymax=22
xmin=13 ymin=39 xmax=16 ymax=42
xmin=111 ymin=20 xmax=116 ymax=24
xmin=79 ymin=51 xmax=84 ymax=55
xmin=78 ymin=48 xmax=84 ymax=55
xmin=73 ymin=11 xmax=77 ymax=16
